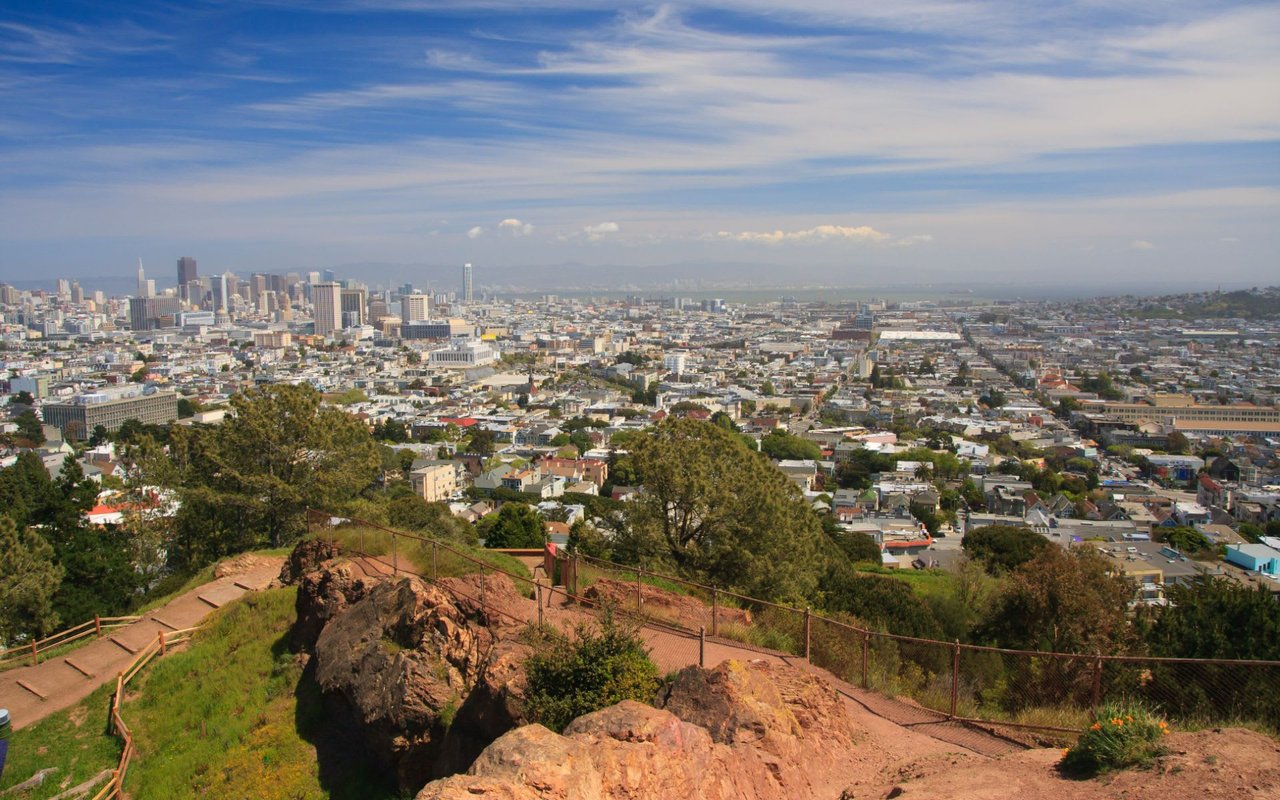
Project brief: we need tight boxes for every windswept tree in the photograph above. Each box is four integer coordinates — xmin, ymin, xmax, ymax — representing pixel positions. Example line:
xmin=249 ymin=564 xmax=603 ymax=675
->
xmin=0 ymin=516 xmax=63 ymax=644
xmin=624 ymin=418 xmax=826 ymax=602
xmin=168 ymin=384 xmax=381 ymax=564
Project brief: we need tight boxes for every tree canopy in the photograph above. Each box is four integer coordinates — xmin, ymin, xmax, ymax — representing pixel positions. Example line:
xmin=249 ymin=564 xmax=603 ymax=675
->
xmin=962 ymin=525 xmax=1052 ymax=574
xmin=480 ymin=502 xmax=546 ymax=548
xmin=623 ymin=418 xmax=826 ymax=601
xmin=165 ymin=384 xmax=382 ymax=564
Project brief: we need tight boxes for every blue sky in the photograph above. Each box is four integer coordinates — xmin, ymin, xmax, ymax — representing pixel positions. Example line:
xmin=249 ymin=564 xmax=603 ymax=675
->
xmin=1 ymin=0 xmax=1277 ymax=289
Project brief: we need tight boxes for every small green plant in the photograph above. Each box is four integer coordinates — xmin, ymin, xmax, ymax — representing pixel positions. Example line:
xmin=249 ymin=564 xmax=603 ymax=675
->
xmin=1060 ymin=700 xmax=1170 ymax=777
xmin=522 ymin=609 xmax=660 ymax=733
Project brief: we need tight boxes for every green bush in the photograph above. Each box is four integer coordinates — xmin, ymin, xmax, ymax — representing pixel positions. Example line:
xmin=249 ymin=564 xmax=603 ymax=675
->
xmin=522 ymin=611 xmax=660 ymax=732
xmin=1060 ymin=701 xmax=1169 ymax=776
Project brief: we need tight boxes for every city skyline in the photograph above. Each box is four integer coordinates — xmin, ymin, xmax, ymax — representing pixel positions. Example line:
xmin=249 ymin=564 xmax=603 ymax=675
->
xmin=0 ymin=1 xmax=1276 ymax=286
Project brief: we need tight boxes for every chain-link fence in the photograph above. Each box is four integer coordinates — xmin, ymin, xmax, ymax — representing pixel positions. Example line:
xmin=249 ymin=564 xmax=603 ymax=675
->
xmin=306 ymin=510 xmax=1280 ymax=738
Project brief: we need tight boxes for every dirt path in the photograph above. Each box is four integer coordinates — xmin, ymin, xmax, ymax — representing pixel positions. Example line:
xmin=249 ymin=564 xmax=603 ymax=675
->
xmin=350 ymin=551 xmax=1019 ymax=760
xmin=0 ymin=556 xmax=283 ymax=731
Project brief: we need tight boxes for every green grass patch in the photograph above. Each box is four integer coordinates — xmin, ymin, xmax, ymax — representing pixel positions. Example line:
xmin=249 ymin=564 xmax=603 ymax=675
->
xmin=855 ymin=565 xmax=956 ymax=601
xmin=123 ymin=586 xmax=398 ymax=800
xmin=0 ymin=683 xmax=121 ymax=800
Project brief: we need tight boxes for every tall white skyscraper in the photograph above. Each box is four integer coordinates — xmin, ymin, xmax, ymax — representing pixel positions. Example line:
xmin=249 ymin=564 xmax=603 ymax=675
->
xmin=401 ymin=293 xmax=430 ymax=323
xmin=136 ymin=258 xmax=151 ymax=298
xmin=463 ymin=262 xmax=473 ymax=304
xmin=312 ymin=281 xmax=342 ymax=335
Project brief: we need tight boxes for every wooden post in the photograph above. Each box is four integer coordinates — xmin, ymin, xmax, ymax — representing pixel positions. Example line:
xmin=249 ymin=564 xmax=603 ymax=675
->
xmin=950 ymin=639 xmax=960 ymax=718
xmin=711 ymin=587 xmax=719 ymax=637
xmin=159 ymin=630 xmax=166 ymax=657
xmin=861 ymin=631 xmax=870 ymax=689
xmin=95 ymin=615 xmax=102 ymax=637
xmin=804 ymin=608 xmax=812 ymax=663
xmin=31 ymin=639 xmax=38 ymax=666
xmin=699 ymin=626 xmax=706 ymax=668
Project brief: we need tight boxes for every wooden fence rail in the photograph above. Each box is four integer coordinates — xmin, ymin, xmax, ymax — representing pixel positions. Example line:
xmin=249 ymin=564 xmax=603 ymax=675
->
xmin=0 ymin=615 xmax=142 ymax=668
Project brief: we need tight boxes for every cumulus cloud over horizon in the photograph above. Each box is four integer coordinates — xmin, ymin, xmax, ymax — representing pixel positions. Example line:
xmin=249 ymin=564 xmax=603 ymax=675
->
xmin=712 ymin=224 xmax=893 ymax=245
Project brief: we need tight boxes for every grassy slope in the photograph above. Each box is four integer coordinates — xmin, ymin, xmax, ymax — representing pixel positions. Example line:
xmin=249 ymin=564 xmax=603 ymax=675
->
xmin=0 ymin=683 xmax=121 ymax=799
xmin=124 ymin=586 xmax=397 ymax=800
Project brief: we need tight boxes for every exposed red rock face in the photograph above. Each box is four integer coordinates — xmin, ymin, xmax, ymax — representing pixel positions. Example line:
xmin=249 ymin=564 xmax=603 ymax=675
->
xmin=416 ymin=660 xmax=862 ymax=800
xmin=289 ymin=542 xmax=532 ymax=794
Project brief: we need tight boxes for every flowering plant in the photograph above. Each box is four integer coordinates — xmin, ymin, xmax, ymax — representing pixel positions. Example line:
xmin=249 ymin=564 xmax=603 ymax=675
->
xmin=1060 ymin=700 xmax=1170 ymax=776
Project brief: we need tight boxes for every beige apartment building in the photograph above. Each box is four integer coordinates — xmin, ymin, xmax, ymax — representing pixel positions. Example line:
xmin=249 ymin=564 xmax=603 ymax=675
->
xmin=411 ymin=462 xmax=459 ymax=503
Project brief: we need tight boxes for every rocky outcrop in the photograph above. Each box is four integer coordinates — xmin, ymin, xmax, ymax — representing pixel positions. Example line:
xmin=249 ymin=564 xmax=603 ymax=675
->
xmin=292 ymin=545 xmax=533 ymax=793
xmin=415 ymin=660 xmax=861 ymax=800
xmin=278 ymin=537 xmax=340 ymax=585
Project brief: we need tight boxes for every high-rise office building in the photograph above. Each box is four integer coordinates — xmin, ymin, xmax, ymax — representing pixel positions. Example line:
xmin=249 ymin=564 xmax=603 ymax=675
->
xmin=463 ymin=263 xmax=473 ymax=304
xmin=340 ymin=288 xmax=367 ymax=327
xmin=177 ymin=257 xmax=198 ymax=297
xmin=129 ymin=296 xmax=181 ymax=331
xmin=312 ymin=282 xmax=342 ymax=335
xmin=401 ymin=293 xmax=430 ymax=324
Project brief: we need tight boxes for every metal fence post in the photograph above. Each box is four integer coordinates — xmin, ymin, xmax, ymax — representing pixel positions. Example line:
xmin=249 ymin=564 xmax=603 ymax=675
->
xmin=861 ymin=631 xmax=870 ymax=689
xmin=480 ymin=563 xmax=487 ymax=614
xmin=699 ymin=626 xmax=706 ymax=668
xmin=803 ymin=604 xmax=814 ymax=660
xmin=432 ymin=540 xmax=439 ymax=581
xmin=711 ymin=587 xmax=719 ymax=637
xmin=572 ymin=556 xmax=580 ymax=600
xmin=950 ymin=639 xmax=960 ymax=718
xmin=359 ymin=526 xmax=365 ymax=555
xmin=636 ymin=567 xmax=643 ymax=613
xmin=391 ymin=532 xmax=398 ymax=575
xmin=1092 ymin=653 xmax=1103 ymax=706
xmin=537 ymin=582 xmax=544 ymax=626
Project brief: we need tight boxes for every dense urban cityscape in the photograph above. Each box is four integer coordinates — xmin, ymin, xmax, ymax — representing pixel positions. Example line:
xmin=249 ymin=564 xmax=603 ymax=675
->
xmin=2 ymin=0 xmax=1278 ymax=796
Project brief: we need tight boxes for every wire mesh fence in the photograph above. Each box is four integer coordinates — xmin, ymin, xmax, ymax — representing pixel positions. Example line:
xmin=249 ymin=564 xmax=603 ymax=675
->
xmin=305 ymin=509 xmax=1280 ymax=738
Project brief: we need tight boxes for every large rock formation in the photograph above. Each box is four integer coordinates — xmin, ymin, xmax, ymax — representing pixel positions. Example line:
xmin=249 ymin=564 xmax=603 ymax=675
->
xmin=289 ymin=546 xmax=533 ymax=793
xmin=415 ymin=659 xmax=861 ymax=800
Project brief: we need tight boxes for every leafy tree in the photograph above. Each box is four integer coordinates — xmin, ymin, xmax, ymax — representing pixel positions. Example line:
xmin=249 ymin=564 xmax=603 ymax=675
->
xmin=467 ymin=428 xmax=496 ymax=456
xmin=624 ymin=418 xmax=826 ymax=601
xmin=386 ymin=494 xmax=475 ymax=544
xmin=15 ymin=409 xmax=45 ymax=444
xmin=49 ymin=524 xmax=140 ymax=623
xmin=910 ymin=503 xmax=942 ymax=535
xmin=962 ymin=525 xmax=1050 ymax=574
xmin=761 ymin=379 xmax=776 ymax=396
xmin=979 ymin=546 xmax=1133 ymax=655
xmin=1154 ymin=525 xmax=1213 ymax=556
xmin=166 ymin=384 xmax=381 ymax=560
xmin=12 ymin=390 xmax=34 ymax=406
xmin=0 ymin=516 xmax=63 ymax=643
xmin=479 ymin=502 xmax=546 ymax=548
xmin=709 ymin=410 xmax=737 ymax=432
xmin=759 ymin=429 xmax=822 ymax=461
xmin=832 ymin=530 xmax=881 ymax=564
xmin=566 ymin=518 xmax=611 ymax=560
xmin=1165 ymin=431 xmax=1190 ymax=455
xmin=979 ymin=388 xmax=1007 ymax=409
xmin=88 ymin=424 xmax=110 ymax=447
xmin=1142 ymin=577 xmax=1280 ymax=726
xmin=176 ymin=397 xmax=202 ymax=418
xmin=822 ymin=564 xmax=943 ymax=639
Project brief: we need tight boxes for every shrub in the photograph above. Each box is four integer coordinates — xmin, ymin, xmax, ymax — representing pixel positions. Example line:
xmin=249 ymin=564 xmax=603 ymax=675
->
xmin=522 ymin=611 xmax=660 ymax=732
xmin=1060 ymin=701 xmax=1169 ymax=776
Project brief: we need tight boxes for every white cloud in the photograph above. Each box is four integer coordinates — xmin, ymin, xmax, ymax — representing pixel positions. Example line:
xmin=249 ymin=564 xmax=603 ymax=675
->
xmin=712 ymin=224 xmax=892 ymax=245
xmin=1130 ymin=239 xmax=1156 ymax=250
xmin=499 ymin=218 xmax=534 ymax=236
xmin=467 ymin=225 xmax=484 ymax=239
xmin=583 ymin=221 xmax=620 ymax=241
